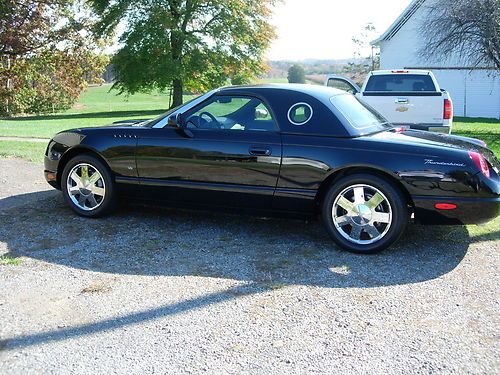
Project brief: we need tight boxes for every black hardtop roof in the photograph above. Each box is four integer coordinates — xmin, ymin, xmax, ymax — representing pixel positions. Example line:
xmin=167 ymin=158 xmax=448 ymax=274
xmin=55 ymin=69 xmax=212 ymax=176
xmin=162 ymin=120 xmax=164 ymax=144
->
xmin=218 ymin=83 xmax=348 ymax=101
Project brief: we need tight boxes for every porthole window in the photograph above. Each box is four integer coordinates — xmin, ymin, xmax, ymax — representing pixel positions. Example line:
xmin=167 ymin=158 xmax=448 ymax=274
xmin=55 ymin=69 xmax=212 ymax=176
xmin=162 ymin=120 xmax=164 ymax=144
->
xmin=287 ymin=102 xmax=313 ymax=125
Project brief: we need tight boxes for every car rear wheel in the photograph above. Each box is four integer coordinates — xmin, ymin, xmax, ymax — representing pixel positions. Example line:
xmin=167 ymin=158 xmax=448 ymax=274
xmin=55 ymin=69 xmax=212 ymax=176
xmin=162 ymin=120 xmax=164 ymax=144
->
xmin=322 ymin=174 xmax=408 ymax=254
xmin=61 ymin=154 xmax=116 ymax=217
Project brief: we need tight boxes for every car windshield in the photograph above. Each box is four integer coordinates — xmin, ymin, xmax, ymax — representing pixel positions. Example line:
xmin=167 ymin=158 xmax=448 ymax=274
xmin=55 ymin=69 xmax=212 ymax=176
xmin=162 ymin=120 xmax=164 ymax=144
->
xmin=143 ymin=94 xmax=203 ymax=127
xmin=329 ymin=94 xmax=392 ymax=135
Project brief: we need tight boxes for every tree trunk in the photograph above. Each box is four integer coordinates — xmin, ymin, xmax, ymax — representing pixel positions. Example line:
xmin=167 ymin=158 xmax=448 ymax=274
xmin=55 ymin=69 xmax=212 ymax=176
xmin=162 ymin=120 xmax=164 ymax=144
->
xmin=172 ymin=78 xmax=183 ymax=108
xmin=6 ymin=55 xmax=11 ymax=115
xmin=169 ymin=3 xmax=185 ymax=109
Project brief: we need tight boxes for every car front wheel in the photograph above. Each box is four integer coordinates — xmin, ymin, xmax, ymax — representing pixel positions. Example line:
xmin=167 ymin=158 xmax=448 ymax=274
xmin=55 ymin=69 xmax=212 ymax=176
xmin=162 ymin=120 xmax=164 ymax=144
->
xmin=61 ymin=154 xmax=116 ymax=217
xmin=322 ymin=174 xmax=408 ymax=254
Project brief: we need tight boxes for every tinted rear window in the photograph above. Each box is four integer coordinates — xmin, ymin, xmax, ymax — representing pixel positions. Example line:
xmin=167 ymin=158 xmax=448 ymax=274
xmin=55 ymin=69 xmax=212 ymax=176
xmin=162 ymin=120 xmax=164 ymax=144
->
xmin=330 ymin=94 xmax=391 ymax=135
xmin=365 ymin=74 xmax=436 ymax=92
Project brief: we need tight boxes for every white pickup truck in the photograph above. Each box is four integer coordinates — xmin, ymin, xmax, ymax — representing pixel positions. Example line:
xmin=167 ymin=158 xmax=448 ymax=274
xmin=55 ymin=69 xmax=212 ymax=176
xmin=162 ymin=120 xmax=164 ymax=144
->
xmin=325 ymin=70 xmax=453 ymax=134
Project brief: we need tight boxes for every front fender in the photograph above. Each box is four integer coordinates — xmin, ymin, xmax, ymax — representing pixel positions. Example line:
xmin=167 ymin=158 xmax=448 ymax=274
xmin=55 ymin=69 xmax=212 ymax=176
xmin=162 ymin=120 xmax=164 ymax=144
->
xmin=45 ymin=127 xmax=139 ymax=190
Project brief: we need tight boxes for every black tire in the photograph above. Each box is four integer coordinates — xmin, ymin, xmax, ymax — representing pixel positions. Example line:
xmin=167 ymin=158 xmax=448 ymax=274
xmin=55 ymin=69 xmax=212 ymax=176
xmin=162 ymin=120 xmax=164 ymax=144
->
xmin=61 ymin=154 xmax=116 ymax=217
xmin=322 ymin=173 xmax=408 ymax=254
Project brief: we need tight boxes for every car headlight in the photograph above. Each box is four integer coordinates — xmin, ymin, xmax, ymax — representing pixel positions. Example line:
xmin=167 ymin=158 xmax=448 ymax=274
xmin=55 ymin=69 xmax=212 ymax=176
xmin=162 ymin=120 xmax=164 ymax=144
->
xmin=50 ymin=150 xmax=62 ymax=160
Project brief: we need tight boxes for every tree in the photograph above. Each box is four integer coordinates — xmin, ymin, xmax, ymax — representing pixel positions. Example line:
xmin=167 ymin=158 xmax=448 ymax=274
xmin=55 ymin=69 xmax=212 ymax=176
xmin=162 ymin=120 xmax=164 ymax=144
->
xmin=90 ymin=0 xmax=277 ymax=107
xmin=2 ymin=50 xmax=108 ymax=115
xmin=339 ymin=23 xmax=380 ymax=86
xmin=421 ymin=0 xmax=500 ymax=69
xmin=287 ymin=64 xmax=305 ymax=83
xmin=0 ymin=1 xmax=109 ymax=116
xmin=347 ymin=22 xmax=379 ymax=81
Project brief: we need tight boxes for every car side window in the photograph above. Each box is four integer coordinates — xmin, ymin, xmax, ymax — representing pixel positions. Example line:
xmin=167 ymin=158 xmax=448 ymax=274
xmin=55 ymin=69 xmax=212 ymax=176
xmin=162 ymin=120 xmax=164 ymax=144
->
xmin=288 ymin=102 xmax=313 ymax=125
xmin=184 ymin=95 xmax=278 ymax=132
xmin=327 ymin=78 xmax=357 ymax=94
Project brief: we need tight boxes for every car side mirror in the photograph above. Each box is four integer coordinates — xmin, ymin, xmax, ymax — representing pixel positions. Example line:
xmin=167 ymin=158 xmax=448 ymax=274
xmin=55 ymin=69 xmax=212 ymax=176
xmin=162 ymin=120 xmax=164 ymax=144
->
xmin=167 ymin=113 xmax=184 ymax=128
xmin=255 ymin=108 xmax=269 ymax=119
xmin=168 ymin=113 xmax=194 ymax=138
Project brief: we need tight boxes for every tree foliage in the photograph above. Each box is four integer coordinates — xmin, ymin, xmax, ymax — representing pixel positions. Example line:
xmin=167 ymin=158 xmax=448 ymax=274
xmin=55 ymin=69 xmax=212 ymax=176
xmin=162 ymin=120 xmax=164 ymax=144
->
xmin=90 ymin=0 xmax=277 ymax=107
xmin=287 ymin=64 xmax=305 ymax=83
xmin=421 ymin=0 xmax=500 ymax=69
xmin=345 ymin=22 xmax=379 ymax=82
xmin=0 ymin=1 xmax=109 ymax=116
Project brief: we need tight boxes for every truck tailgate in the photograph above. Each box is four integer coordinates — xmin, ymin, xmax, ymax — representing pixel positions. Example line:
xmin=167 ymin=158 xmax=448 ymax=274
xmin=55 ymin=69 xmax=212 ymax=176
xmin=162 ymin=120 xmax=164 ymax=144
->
xmin=360 ymin=92 xmax=443 ymax=126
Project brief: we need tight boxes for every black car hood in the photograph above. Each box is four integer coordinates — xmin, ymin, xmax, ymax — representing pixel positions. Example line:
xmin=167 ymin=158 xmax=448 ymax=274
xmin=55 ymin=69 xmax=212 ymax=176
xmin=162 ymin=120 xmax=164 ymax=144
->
xmin=67 ymin=122 xmax=148 ymax=134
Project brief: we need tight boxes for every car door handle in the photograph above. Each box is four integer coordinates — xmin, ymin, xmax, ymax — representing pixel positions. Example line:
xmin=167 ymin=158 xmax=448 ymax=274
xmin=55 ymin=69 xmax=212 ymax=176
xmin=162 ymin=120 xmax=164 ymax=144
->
xmin=249 ymin=146 xmax=272 ymax=156
xmin=395 ymin=97 xmax=409 ymax=104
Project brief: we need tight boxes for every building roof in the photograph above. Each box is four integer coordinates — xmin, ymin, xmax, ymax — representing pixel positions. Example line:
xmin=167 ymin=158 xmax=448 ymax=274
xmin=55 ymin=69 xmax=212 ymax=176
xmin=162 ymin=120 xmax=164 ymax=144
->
xmin=371 ymin=0 xmax=426 ymax=45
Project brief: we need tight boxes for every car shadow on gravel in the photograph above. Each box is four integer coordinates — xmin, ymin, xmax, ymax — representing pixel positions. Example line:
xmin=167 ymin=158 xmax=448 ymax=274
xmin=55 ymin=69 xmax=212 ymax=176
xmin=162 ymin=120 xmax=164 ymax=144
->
xmin=0 ymin=190 xmax=486 ymax=351
xmin=0 ymin=191 xmax=478 ymax=288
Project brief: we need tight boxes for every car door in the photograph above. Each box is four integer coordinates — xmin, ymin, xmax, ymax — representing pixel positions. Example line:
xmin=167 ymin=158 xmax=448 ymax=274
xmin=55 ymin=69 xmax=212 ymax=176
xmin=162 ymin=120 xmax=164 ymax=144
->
xmin=326 ymin=76 xmax=361 ymax=94
xmin=135 ymin=94 xmax=282 ymax=209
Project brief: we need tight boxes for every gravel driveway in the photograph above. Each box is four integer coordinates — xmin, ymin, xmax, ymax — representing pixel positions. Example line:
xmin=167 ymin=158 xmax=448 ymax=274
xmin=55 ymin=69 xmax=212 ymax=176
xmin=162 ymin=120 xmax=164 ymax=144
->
xmin=0 ymin=158 xmax=498 ymax=375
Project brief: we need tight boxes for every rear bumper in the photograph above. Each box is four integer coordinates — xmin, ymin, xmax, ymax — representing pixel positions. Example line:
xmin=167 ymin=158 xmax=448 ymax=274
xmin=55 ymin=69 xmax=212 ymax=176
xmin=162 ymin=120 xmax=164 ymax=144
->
xmin=413 ymin=196 xmax=500 ymax=225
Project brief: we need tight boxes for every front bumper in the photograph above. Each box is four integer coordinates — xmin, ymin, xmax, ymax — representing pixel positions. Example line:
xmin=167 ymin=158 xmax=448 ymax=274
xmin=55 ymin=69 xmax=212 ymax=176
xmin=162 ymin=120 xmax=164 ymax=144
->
xmin=44 ymin=155 xmax=61 ymax=190
xmin=44 ymin=170 xmax=59 ymax=189
xmin=413 ymin=195 xmax=500 ymax=225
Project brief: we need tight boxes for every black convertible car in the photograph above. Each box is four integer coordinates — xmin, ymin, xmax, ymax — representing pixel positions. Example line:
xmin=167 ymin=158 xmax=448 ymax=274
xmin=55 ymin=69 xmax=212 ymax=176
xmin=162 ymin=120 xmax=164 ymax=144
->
xmin=44 ymin=84 xmax=500 ymax=253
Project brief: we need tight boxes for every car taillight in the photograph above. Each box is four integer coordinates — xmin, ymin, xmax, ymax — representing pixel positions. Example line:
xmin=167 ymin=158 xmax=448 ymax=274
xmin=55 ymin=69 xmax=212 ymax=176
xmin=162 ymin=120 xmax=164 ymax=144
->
xmin=443 ymin=99 xmax=452 ymax=120
xmin=391 ymin=70 xmax=409 ymax=73
xmin=468 ymin=151 xmax=490 ymax=178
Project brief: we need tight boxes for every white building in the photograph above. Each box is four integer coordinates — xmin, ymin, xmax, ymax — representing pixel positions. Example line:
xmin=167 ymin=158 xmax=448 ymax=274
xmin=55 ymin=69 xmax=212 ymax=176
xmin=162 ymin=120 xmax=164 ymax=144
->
xmin=371 ymin=0 xmax=500 ymax=119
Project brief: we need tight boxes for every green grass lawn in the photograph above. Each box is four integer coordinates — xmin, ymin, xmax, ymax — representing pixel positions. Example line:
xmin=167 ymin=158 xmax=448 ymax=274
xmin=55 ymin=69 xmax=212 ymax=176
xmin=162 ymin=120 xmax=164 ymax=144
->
xmin=66 ymin=84 xmax=173 ymax=114
xmin=0 ymin=140 xmax=47 ymax=163
xmin=0 ymin=84 xmax=198 ymax=138
xmin=453 ymin=117 xmax=499 ymax=156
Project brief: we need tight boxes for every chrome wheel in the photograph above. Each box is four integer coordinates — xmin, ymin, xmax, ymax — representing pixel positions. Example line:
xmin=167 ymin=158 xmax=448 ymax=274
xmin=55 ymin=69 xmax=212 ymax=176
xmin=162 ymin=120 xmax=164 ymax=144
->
xmin=332 ymin=184 xmax=392 ymax=245
xmin=66 ymin=163 xmax=106 ymax=211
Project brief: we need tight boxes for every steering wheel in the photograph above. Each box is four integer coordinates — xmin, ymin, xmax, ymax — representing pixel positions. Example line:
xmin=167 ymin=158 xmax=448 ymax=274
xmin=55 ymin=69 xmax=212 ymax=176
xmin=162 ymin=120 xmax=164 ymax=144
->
xmin=186 ymin=116 xmax=200 ymax=128
xmin=200 ymin=112 xmax=220 ymax=127
xmin=185 ymin=112 xmax=220 ymax=129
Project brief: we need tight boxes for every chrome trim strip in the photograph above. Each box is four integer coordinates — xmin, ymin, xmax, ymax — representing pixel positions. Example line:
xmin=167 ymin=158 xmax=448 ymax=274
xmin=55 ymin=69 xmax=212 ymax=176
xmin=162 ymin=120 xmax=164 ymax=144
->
xmin=115 ymin=177 xmax=276 ymax=195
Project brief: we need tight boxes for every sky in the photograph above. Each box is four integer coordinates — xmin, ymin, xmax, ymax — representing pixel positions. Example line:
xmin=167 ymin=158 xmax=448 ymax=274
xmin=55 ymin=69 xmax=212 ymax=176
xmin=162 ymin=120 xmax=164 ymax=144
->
xmin=268 ymin=0 xmax=413 ymax=60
